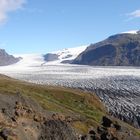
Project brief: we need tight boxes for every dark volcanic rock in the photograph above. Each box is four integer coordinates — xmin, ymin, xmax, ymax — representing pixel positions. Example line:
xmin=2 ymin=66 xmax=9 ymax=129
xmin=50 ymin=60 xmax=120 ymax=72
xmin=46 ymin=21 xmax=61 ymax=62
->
xmin=102 ymin=116 xmax=112 ymax=127
xmin=80 ymin=116 xmax=140 ymax=140
xmin=44 ymin=53 xmax=59 ymax=62
xmin=39 ymin=120 xmax=77 ymax=140
xmin=73 ymin=31 xmax=140 ymax=66
xmin=0 ymin=49 xmax=20 ymax=66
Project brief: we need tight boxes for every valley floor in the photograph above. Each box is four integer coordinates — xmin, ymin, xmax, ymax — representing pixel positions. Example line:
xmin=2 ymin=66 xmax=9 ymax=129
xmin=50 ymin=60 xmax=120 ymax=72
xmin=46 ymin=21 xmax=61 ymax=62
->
xmin=0 ymin=61 xmax=140 ymax=128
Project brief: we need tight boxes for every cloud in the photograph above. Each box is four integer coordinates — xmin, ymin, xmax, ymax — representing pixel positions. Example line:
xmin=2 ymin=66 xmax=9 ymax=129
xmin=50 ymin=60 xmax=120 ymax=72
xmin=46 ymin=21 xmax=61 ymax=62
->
xmin=0 ymin=0 xmax=26 ymax=23
xmin=127 ymin=9 xmax=140 ymax=19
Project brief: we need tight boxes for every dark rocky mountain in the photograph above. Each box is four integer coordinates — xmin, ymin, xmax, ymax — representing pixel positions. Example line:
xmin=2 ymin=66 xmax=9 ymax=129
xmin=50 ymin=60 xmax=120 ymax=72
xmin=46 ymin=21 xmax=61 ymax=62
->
xmin=0 ymin=49 xmax=20 ymax=66
xmin=44 ymin=53 xmax=59 ymax=62
xmin=73 ymin=31 xmax=140 ymax=66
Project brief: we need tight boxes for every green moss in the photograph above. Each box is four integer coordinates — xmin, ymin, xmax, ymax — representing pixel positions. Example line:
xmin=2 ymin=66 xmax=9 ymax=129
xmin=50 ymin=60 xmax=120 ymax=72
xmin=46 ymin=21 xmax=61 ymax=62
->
xmin=0 ymin=75 xmax=105 ymax=133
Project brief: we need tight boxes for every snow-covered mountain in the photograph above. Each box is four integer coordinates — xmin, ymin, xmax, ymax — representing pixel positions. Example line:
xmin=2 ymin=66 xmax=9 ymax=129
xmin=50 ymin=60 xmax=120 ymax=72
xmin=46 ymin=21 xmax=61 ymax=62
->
xmin=43 ymin=46 xmax=87 ymax=64
xmin=121 ymin=30 xmax=139 ymax=34
xmin=18 ymin=46 xmax=87 ymax=66
xmin=0 ymin=46 xmax=87 ymax=72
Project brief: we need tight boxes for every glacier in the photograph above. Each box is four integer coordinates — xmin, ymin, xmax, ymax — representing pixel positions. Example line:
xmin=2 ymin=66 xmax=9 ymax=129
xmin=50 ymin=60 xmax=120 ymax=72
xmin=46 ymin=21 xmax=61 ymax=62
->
xmin=0 ymin=47 xmax=140 ymax=127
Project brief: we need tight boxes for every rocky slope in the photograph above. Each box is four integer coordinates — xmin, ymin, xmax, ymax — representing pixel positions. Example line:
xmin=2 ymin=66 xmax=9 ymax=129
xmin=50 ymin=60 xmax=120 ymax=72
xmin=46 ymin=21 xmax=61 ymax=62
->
xmin=79 ymin=116 xmax=140 ymax=140
xmin=73 ymin=30 xmax=140 ymax=66
xmin=0 ymin=75 xmax=139 ymax=140
xmin=0 ymin=93 xmax=77 ymax=140
xmin=0 ymin=49 xmax=20 ymax=66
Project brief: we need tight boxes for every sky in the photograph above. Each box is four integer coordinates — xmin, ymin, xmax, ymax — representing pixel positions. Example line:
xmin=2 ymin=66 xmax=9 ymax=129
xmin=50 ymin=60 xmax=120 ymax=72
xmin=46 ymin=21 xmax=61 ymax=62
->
xmin=0 ymin=0 xmax=140 ymax=54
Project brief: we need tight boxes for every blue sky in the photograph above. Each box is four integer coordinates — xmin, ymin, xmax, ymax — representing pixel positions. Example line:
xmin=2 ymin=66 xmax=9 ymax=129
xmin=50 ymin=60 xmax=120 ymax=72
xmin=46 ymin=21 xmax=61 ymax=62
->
xmin=0 ymin=0 xmax=140 ymax=54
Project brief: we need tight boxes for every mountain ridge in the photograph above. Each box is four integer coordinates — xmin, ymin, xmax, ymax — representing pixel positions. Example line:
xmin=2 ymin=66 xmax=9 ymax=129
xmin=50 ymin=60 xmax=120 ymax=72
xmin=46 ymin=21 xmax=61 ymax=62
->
xmin=72 ymin=31 xmax=140 ymax=66
xmin=0 ymin=49 xmax=20 ymax=66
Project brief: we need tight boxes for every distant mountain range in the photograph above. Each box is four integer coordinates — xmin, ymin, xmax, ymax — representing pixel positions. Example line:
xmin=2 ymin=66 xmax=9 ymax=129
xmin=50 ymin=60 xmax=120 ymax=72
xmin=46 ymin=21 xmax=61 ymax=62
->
xmin=1 ymin=30 xmax=140 ymax=67
xmin=0 ymin=49 xmax=20 ymax=66
xmin=73 ymin=30 xmax=140 ymax=66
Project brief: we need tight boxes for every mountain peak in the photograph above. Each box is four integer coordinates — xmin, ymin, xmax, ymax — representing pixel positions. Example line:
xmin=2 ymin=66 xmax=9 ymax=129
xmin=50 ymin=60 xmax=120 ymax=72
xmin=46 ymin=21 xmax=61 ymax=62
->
xmin=0 ymin=49 xmax=20 ymax=66
xmin=44 ymin=46 xmax=87 ymax=64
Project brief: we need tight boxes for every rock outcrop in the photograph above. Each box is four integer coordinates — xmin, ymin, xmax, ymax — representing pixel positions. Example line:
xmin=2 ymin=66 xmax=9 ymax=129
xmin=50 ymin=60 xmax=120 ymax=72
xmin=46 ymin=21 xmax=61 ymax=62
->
xmin=0 ymin=49 xmax=20 ymax=66
xmin=44 ymin=53 xmax=59 ymax=62
xmin=0 ymin=93 xmax=77 ymax=140
xmin=79 ymin=116 xmax=140 ymax=140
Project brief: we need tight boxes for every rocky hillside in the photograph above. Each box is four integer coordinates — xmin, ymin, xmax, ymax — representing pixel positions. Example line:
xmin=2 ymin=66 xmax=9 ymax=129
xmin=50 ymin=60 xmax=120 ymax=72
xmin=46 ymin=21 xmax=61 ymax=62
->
xmin=73 ymin=31 xmax=140 ymax=66
xmin=0 ymin=75 xmax=139 ymax=140
xmin=0 ymin=49 xmax=20 ymax=66
xmin=0 ymin=93 xmax=77 ymax=140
